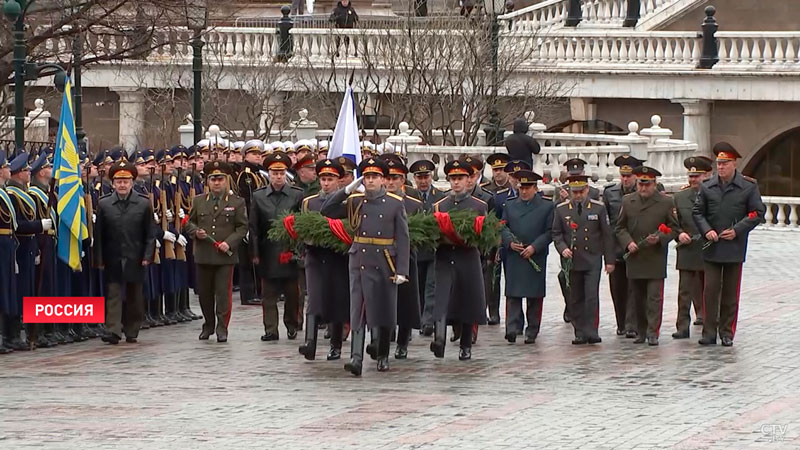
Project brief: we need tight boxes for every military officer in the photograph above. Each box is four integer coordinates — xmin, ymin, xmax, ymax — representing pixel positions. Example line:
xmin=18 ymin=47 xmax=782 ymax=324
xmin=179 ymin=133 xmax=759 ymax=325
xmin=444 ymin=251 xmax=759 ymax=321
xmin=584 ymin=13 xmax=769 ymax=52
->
xmin=694 ymin=143 xmax=765 ymax=347
xmin=482 ymin=153 xmax=513 ymax=194
xmin=250 ymin=152 xmax=305 ymax=341
xmin=298 ymin=159 xmax=350 ymax=361
xmin=431 ymin=159 xmax=488 ymax=361
xmin=321 ymin=157 xmax=410 ymax=376
xmin=615 ymin=166 xmax=679 ymax=346
xmin=553 ymin=175 xmax=615 ymax=344
xmin=184 ymin=161 xmax=247 ymax=342
xmin=294 ymin=154 xmax=320 ymax=196
xmin=482 ymin=153 xmax=512 ymax=326
xmin=0 ymin=151 xmax=18 ymax=353
xmin=337 ymin=156 xmax=357 ymax=188
xmin=494 ymin=160 xmax=529 ymax=220
xmin=409 ymin=159 xmax=445 ymax=335
xmin=671 ymin=156 xmax=713 ymax=339
xmin=317 ymin=140 xmax=329 ymax=161
xmin=237 ymin=139 xmax=267 ymax=306
xmin=94 ymin=160 xmax=157 ymax=344
xmin=500 ymin=170 xmax=553 ymax=344
xmin=604 ymin=155 xmax=644 ymax=337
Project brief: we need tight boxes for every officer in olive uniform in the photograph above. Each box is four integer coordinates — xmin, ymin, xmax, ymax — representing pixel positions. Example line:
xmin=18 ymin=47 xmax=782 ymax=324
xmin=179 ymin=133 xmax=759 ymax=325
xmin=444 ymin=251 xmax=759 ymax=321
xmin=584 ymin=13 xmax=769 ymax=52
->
xmin=184 ymin=161 xmax=248 ymax=342
xmin=298 ymin=159 xmax=350 ymax=361
xmin=604 ymin=155 xmax=644 ymax=337
xmin=431 ymin=159 xmax=488 ymax=361
xmin=409 ymin=159 xmax=445 ymax=335
xmin=0 ymin=151 xmax=18 ymax=353
xmin=237 ymin=140 xmax=267 ymax=306
xmin=250 ymin=152 xmax=305 ymax=341
xmin=671 ymin=156 xmax=713 ymax=339
xmin=321 ymin=157 xmax=410 ymax=376
xmin=553 ymin=175 xmax=616 ymax=344
xmin=500 ymin=170 xmax=553 ymax=344
xmin=615 ymin=166 xmax=679 ymax=346
xmin=693 ymin=143 xmax=765 ymax=347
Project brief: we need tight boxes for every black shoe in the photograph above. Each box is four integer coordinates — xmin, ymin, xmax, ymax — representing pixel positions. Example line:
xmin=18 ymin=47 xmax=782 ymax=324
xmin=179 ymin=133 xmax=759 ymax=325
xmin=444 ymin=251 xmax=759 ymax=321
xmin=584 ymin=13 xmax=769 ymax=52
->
xmin=698 ymin=337 xmax=717 ymax=346
xmin=141 ymin=319 xmax=151 ymax=330
xmin=616 ymin=329 xmax=625 ymax=336
xmin=563 ymin=308 xmax=571 ymax=323
xmin=217 ymin=335 xmax=227 ymax=343
xmin=260 ymin=333 xmax=279 ymax=342
xmin=44 ymin=333 xmax=60 ymax=346
xmin=377 ymin=356 xmax=390 ymax=372
xmin=394 ymin=345 xmax=408 ymax=359
xmin=625 ymin=330 xmax=638 ymax=339
xmin=505 ymin=332 xmax=516 ymax=343
xmin=588 ymin=336 xmax=602 ymax=344
xmin=35 ymin=336 xmax=52 ymax=348
xmin=458 ymin=347 xmax=471 ymax=361
xmin=571 ymin=337 xmax=587 ymax=345
xmin=186 ymin=309 xmax=202 ymax=320
xmin=101 ymin=334 xmax=120 ymax=345
xmin=287 ymin=328 xmax=298 ymax=340
xmin=672 ymin=330 xmax=690 ymax=339
xmin=421 ymin=324 xmax=434 ymax=336
xmin=327 ymin=347 xmax=341 ymax=360
xmin=0 ymin=344 xmax=12 ymax=354
xmin=524 ymin=336 xmax=536 ymax=344
xmin=241 ymin=298 xmax=261 ymax=306
xmin=323 ymin=328 xmax=331 ymax=339
xmin=344 ymin=359 xmax=362 ymax=376
xmin=693 ymin=318 xmax=704 ymax=326
xmin=487 ymin=314 xmax=500 ymax=325
xmin=721 ymin=337 xmax=733 ymax=347
xmin=126 ymin=337 xmax=138 ymax=343
xmin=365 ymin=341 xmax=377 ymax=360
xmin=430 ymin=341 xmax=445 ymax=358
xmin=647 ymin=336 xmax=658 ymax=346
xmin=7 ymin=338 xmax=30 ymax=351
xmin=199 ymin=331 xmax=212 ymax=340
xmin=298 ymin=343 xmax=316 ymax=360
xmin=633 ymin=336 xmax=646 ymax=344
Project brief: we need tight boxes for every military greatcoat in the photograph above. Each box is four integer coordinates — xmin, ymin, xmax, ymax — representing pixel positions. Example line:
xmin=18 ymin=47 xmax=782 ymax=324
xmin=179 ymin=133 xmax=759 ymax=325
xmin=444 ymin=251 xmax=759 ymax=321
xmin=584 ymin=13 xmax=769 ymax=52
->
xmin=500 ymin=195 xmax=553 ymax=298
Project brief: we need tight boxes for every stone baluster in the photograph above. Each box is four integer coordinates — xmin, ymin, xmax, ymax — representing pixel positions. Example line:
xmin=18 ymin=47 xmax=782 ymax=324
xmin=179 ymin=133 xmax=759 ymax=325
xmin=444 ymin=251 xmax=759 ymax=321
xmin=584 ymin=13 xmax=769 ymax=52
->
xmin=387 ymin=122 xmax=422 ymax=160
xmin=776 ymin=203 xmax=787 ymax=227
xmin=789 ymin=204 xmax=799 ymax=228
xmin=764 ymin=202 xmax=775 ymax=226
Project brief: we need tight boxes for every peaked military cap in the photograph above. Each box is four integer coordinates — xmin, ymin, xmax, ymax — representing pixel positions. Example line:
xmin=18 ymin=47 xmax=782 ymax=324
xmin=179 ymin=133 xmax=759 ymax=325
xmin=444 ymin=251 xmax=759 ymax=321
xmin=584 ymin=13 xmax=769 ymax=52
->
xmin=30 ymin=151 xmax=51 ymax=173
xmin=514 ymin=170 xmax=542 ymax=185
xmin=462 ymin=155 xmax=483 ymax=171
xmin=632 ymin=165 xmax=661 ymax=183
xmin=206 ymin=160 xmax=231 ymax=178
xmin=684 ymin=156 xmax=713 ymax=175
xmin=566 ymin=174 xmax=590 ymax=189
xmin=713 ymin=142 xmax=742 ymax=162
xmin=564 ymin=157 xmax=588 ymax=175
xmin=359 ymin=157 xmax=388 ymax=176
xmin=264 ymin=152 xmax=291 ymax=171
xmin=444 ymin=159 xmax=473 ymax=177
xmin=614 ymin=155 xmax=644 ymax=175
xmin=316 ymin=159 xmax=344 ymax=178
xmin=109 ymin=160 xmax=137 ymax=180
xmin=243 ymin=139 xmax=265 ymax=155
xmin=9 ymin=152 xmax=31 ymax=174
xmin=487 ymin=153 xmax=511 ymax=169
xmin=503 ymin=159 xmax=531 ymax=175
xmin=386 ymin=158 xmax=409 ymax=176
xmin=337 ymin=156 xmax=357 ymax=173
xmin=409 ymin=159 xmax=435 ymax=175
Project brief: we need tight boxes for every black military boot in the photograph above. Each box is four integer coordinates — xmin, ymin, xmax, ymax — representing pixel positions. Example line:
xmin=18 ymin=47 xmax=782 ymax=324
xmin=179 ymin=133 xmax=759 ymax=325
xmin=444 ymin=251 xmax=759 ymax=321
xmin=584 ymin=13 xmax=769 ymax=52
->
xmin=176 ymin=289 xmax=193 ymax=322
xmin=344 ymin=327 xmax=365 ymax=377
xmin=395 ymin=326 xmax=410 ymax=359
xmin=377 ymin=327 xmax=391 ymax=372
xmin=430 ymin=320 xmax=447 ymax=358
xmin=459 ymin=324 xmax=473 ymax=360
xmin=0 ymin=315 xmax=13 ymax=354
xmin=34 ymin=324 xmax=52 ymax=348
xmin=5 ymin=319 xmax=29 ymax=350
xmin=164 ymin=294 xmax=180 ymax=324
xmin=365 ymin=327 xmax=379 ymax=361
xmin=328 ymin=322 xmax=343 ymax=360
xmin=298 ymin=314 xmax=318 ymax=361
xmin=71 ymin=324 xmax=89 ymax=342
xmin=183 ymin=289 xmax=201 ymax=320
xmin=60 ymin=324 xmax=75 ymax=344
xmin=43 ymin=324 xmax=60 ymax=346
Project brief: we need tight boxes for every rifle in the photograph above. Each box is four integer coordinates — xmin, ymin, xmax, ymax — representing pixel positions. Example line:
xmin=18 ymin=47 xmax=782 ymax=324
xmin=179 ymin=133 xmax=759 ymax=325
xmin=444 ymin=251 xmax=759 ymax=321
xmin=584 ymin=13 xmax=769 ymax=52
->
xmin=84 ymin=163 xmax=94 ymax=268
xmin=160 ymin=165 xmax=176 ymax=260
xmin=174 ymin=168 xmax=187 ymax=261
xmin=149 ymin=167 xmax=160 ymax=265
xmin=190 ymin=163 xmax=197 ymax=207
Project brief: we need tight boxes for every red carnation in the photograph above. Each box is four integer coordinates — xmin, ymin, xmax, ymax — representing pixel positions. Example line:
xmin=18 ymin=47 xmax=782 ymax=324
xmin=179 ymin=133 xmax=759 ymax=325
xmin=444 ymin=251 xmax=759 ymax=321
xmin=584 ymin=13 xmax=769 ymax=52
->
xmin=570 ymin=221 xmax=578 ymax=230
xmin=658 ymin=223 xmax=672 ymax=234
xmin=278 ymin=251 xmax=294 ymax=264
xmin=748 ymin=211 xmax=758 ymax=219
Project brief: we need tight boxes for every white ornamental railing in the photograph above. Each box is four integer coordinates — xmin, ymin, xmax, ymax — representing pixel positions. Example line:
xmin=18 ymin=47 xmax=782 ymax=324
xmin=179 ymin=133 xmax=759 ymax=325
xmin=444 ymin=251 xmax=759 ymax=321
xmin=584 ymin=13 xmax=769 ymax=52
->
xmin=716 ymin=32 xmax=800 ymax=71
xmin=762 ymin=197 xmax=800 ymax=229
xmin=500 ymin=0 xmax=569 ymax=33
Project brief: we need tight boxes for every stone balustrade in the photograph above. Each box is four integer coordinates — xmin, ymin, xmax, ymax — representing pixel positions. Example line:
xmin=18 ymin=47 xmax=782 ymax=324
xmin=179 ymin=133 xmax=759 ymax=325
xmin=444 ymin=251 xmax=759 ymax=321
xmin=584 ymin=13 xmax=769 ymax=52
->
xmin=716 ymin=32 xmax=800 ymax=71
xmin=762 ymin=197 xmax=800 ymax=229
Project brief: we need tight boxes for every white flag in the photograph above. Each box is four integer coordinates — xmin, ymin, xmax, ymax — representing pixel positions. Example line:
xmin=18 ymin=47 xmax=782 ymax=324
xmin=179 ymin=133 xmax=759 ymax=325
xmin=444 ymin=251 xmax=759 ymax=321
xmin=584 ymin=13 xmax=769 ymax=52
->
xmin=328 ymin=86 xmax=362 ymax=170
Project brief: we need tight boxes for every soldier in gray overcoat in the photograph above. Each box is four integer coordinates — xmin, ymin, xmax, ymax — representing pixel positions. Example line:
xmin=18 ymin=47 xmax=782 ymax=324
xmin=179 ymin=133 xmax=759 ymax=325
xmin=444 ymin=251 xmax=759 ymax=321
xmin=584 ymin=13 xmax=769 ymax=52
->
xmin=321 ymin=157 xmax=410 ymax=376
xmin=430 ymin=159 xmax=488 ymax=361
xmin=500 ymin=170 xmax=553 ymax=344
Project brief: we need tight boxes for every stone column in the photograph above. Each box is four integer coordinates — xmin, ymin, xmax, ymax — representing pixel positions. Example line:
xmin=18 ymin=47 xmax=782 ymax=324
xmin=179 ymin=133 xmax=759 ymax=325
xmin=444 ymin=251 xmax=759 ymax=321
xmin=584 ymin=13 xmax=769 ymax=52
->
xmin=112 ymin=87 xmax=146 ymax=153
xmin=675 ymin=99 xmax=712 ymax=158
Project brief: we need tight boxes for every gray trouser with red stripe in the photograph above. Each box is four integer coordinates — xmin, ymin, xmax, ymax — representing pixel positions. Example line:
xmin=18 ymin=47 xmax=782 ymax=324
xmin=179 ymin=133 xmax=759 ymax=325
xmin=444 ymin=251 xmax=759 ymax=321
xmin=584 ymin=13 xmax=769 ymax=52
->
xmin=569 ymin=269 xmax=601 ymax=340
xmin=197 ymin=264 xmax=234 ymax=338
xmin=702 ymin=262 xmax=743 ymax=341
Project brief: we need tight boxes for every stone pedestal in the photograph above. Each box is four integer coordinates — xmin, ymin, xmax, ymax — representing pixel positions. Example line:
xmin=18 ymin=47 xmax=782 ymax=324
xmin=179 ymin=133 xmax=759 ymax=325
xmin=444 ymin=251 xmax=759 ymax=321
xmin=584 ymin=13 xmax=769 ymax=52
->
xmin=290 ymin=109 xmax=319 ymax=141
xmin=112 ymin=87 xmax=146 ymax=153
xmin=675 ymin=99 xmax=712 ymax=158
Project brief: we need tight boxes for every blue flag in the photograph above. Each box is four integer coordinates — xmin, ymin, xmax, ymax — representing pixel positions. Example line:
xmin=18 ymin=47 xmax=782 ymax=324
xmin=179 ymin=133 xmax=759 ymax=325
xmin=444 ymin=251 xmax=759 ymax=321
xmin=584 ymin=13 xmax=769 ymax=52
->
xmin=328 ymin=86 xmax=362 ymax=170
xmin=53 ymin=78 xmax=88 ymax=270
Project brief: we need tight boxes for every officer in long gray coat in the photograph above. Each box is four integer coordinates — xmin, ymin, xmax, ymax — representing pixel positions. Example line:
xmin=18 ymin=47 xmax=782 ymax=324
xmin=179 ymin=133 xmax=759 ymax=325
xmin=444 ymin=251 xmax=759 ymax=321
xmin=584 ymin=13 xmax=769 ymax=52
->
xmin=430 ymin=159 xmax=488 ymax=361
xmin=693 ymin=143 xmax=765 ymax=347
xmin=321 ymin=157 xmax=410 ymax=376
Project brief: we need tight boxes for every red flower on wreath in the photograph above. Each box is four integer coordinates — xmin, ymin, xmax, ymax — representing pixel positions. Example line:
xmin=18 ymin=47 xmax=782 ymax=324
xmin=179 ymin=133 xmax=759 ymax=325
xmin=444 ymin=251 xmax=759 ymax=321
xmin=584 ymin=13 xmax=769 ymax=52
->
xmin=278 ymin=251 xmax=294 ymax=264
xmin=748 ymin=210 xmax=758 ymax=219
xmin=570 ymin=221 xmax=579 ymax=230
xmin=658 ymin=223 xmax=672 ymax=234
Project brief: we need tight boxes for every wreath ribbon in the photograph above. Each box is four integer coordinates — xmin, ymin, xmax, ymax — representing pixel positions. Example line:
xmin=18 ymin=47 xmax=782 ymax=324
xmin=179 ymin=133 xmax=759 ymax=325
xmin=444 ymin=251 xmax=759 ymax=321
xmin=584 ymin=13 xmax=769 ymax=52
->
xmin=326 ymin=217 xmax=353 ymax=246
xmin=434 ymin=212 xmax=464 ymax=246
xmin=283 ymin=214 xmax=298 ymax=240
xmin=473 ymin=215 xmax=485 ymax=236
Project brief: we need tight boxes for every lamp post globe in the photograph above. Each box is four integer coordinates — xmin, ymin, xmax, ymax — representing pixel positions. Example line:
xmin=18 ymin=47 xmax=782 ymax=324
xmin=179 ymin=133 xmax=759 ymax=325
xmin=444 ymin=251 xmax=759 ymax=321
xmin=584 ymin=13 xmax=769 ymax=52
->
xmin=2 ymin=0 xmax=22 ymax=22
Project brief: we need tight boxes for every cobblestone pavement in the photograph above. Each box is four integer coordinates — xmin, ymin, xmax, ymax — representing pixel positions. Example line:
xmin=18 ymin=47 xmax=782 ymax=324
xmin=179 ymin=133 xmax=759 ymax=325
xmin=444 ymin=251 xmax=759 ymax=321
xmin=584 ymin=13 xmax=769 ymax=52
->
xmin=1 ymin=230 xmax=798 ymax=449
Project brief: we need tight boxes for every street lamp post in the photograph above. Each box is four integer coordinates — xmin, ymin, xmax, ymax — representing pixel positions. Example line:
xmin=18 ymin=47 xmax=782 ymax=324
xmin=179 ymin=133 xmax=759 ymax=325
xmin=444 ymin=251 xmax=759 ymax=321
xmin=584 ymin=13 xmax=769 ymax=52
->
xmin=186 ymin=0 xmax=208 ymax=145
xmin=3 ymin=0 xmax=68 ymax=151
xmin=73 ymin=31 xmax=85 ymax=144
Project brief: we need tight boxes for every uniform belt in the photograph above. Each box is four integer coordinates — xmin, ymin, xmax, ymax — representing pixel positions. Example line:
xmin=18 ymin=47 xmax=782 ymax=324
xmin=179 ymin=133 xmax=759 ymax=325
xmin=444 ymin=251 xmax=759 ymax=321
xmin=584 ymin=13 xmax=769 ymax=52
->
xmin=0 ymin=229 xmax=12 ymax=235
xmin=353 ymin=236 xmax=394 ymax=245
xmin=45 ymin=230 xmax=55 ymax=236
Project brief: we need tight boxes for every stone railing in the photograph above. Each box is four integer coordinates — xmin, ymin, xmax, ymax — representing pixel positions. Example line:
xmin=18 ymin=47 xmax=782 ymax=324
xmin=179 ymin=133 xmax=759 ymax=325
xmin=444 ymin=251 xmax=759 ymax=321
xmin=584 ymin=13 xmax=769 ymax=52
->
xmin=716 ymin=32 xmax=800 ymax=71
xmin=500 ymin=0 xmax=569 ymax=33
xmin=762 ymin=197 xmax=800 ymax=229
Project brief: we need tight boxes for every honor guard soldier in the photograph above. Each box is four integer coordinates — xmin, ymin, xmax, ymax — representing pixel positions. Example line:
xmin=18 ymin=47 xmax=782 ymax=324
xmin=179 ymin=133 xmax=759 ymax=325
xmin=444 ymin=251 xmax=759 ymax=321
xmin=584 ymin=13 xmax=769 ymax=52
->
xmin=337 ymin=156 xmax=357 ymax=188
xmin=615 ymin=166 xmax=678 ymax=346
xmin=5 ymin=152 xmax=51 ymax=350
xmin=430 ymin=159 xmax=488 ymax=361
xmin=0 ymin=151 xmax=18 ymax=353
xmin=184 ymin=161 xmax=247 ymax=342
xmin=237 ymin=140 xmax=267 ymax=306
xmin=409 ymin=159 xmax=445 ymax=335
xmin=250 ymin=152 xmax=305 ymax=341
xmin=321 ymin=157 xmax=410 ymax=376
xmin=94 ymin=161 xmax=157 ymax=344
xmin=298 ymin=159 xmax=350 ymax=361
xmin=672 ymin=156 xmax=713 ymax=339
xmin=694 ymin=143 xmax=765 ymax=347
xmin=604 ymin=155 xmax=643 ymax=337
xmin=317 ymin=140 xmax=330 ymax=161
xmin=483 ymin=153 xmax=512 ymax=326
xmin=553 ymin=175 xmax=615 ymax=345
xmin=500 ymin=170 xmax=553 ymax=344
